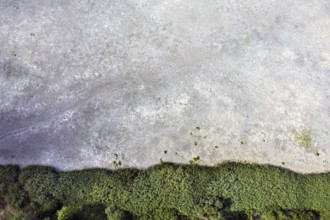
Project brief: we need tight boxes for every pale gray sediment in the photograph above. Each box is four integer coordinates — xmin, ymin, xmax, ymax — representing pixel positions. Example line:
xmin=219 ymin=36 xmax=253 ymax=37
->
xmin=0 ymin=0 xmax=329 ymax=173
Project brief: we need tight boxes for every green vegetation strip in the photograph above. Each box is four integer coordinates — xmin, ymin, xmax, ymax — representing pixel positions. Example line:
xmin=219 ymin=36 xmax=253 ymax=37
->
xmin=0 ymin=162 xmax=329 ymax=220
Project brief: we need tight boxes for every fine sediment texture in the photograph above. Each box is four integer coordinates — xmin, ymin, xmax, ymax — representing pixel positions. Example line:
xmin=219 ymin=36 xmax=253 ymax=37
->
xmin=0 ymin=0 xmax=330 ymax=172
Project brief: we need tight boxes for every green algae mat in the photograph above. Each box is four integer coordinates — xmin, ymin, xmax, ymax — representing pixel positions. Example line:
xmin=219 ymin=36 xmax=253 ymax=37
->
xmin=0 ymin=162 xmax=329 ymax=220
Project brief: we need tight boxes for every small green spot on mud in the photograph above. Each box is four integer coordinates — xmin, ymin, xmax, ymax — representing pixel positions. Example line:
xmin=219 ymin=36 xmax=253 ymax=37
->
xmin=113 ymin=153 xmax=121 ymax=168
xmin=240 ymin=141 xmax=244 ymax=145
xmin=316 ymin=152 xmax=320 ymax=156
xmin=293 ymin=129 xmax=312 ymax=148
xmin=214 ymin=145 xmax=218 ymax=149
xmin=189 ymin=156 xmax=201 ymax=164
xmin=194 ymin=141 xmax=198 ymax=146
xmin=282 ymin=162 xmax=285 ymax=165
xmin=113 ymin=160 xmax=121 ymax=167
xmin=196 ymin=127 xmax=200 ymax=130
xmin=164 ymin=150 xmax=167 ymax=154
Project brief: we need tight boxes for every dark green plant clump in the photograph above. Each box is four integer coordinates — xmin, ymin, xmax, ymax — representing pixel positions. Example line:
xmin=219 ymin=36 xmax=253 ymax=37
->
xmin=0 ymin=162 xmax=329 ymax=219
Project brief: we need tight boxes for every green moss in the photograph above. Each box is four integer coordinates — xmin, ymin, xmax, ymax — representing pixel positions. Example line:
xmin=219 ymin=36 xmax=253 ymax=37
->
xmin=257 ymin=210 xmax=319 ymax=220
xmin=189 ymin=156 xmax=200 ymax=165
xmin=294 ymin=129 xmax=313 ymax=148
xmin=105 ymin=206 xmax=128 ymax=220
xmin=57 ymin=206 xmax=77 ymax=220
xmin=0 ymin=162 xmax=329 ymax=220
xmin=194 ymin=156 xmax=200 ymax=161
xmin=0 ymin=165 xmax=27 ymax=210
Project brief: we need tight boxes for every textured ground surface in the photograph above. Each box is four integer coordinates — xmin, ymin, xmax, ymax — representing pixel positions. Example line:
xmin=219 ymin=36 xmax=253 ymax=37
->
xmin=0 ymin=0 xmax=329 ymax=172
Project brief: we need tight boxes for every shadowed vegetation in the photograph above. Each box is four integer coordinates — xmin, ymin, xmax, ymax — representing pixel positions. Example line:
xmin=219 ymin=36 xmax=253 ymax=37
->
xmin=0 ymin=162 xmax=329 ymax=219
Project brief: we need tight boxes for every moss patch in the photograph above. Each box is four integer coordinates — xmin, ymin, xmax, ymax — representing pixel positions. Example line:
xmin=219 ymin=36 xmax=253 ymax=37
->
xmin=293 ymin=128 xmax=313 ymax=148
xmin=0 ymin=162 xmax=329 ymax=219
xmin=189 ymin=156 xmax=201 ymax=165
